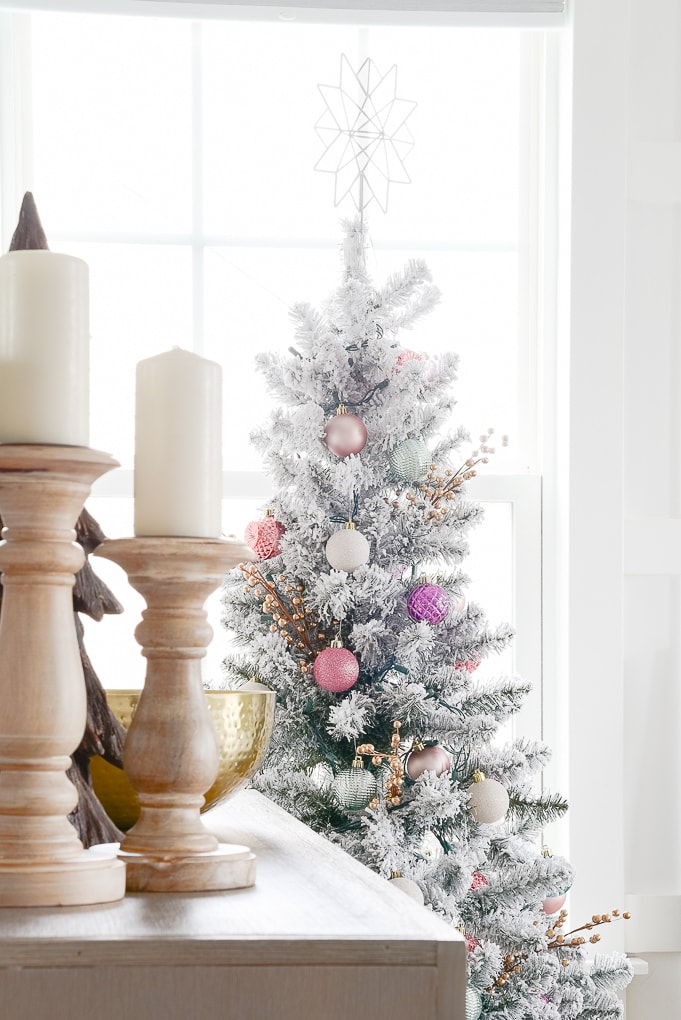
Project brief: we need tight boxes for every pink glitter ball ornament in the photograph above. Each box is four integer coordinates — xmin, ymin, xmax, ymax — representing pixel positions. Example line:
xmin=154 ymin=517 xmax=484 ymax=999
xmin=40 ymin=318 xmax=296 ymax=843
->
xmin=464 ymin=933 xmax=480 ymax=953
xmin=407 ymin=582 xmax=450 ymax=624
xmin=324 ymin=411 xmax=368 ymax=458
xmin=313 ymin=643 xmax=359 ymax=693
xmin=471 ymin=871 xmax=488 ymax=890
xmin=244 ymin=512 xmax=285 ymax=560
xmin=405 ymin=742 xmax=452 ymax=780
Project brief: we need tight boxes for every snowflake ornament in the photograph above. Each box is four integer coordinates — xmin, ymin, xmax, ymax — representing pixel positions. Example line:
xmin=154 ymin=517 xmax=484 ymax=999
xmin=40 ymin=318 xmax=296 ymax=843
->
xmin=315 ymin=55 xmax=417 ymax=213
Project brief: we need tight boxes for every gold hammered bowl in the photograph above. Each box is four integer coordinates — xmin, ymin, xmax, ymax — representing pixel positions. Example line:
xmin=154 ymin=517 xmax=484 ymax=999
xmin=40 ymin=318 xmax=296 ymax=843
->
xmin=90 ymin=685 xmax=276 ymax=832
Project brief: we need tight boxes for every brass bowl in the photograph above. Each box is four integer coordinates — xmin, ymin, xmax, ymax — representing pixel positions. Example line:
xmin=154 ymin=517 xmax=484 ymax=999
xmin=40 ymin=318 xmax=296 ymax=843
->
xmin=90 ymin=685 xmax=276 ymax=831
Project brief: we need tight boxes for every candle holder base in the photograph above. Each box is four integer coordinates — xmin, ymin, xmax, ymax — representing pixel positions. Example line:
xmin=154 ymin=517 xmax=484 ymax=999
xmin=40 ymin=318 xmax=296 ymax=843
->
xmin=0 ymin=840 xmax=126 ymax=911
xmin=94 ymin=536 xmax=257 ymax=895
xmin=120 ymin=842 xmax=255 ymax=893
xmin=0 ymin=444 xmax=126 ymax=907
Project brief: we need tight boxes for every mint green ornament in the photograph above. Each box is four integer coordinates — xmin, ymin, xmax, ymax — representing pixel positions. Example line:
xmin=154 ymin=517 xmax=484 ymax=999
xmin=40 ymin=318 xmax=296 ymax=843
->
xmin=465 ymin=987 xmax=482 ymax=1020
xmin=388 ymin=437 xmax=430 ymax=483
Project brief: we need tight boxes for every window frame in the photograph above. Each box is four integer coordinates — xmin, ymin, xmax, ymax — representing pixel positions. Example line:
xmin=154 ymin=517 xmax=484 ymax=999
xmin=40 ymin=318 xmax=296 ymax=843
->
xmin=0 ymin=6 xmax=555 ymax=749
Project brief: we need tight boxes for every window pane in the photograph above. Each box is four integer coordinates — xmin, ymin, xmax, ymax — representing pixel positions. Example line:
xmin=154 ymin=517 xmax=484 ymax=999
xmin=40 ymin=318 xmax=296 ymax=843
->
xmin=202 ymin=22 xmax=361 ymax=239
xmin=31 ymin=14 xmax=193 ymax=235
xmin=57 ymin=242 xmax=193 ymax=465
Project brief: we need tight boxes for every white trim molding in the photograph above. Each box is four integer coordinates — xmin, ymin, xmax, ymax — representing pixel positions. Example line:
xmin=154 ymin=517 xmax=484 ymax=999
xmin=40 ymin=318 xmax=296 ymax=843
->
xmin=0 ymin=1 xmax=567 ymax=27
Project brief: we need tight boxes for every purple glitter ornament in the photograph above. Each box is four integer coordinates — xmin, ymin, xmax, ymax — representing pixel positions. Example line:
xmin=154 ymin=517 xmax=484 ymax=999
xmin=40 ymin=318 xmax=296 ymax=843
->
xmin=407 ymin=582 xmax=450 ymax=624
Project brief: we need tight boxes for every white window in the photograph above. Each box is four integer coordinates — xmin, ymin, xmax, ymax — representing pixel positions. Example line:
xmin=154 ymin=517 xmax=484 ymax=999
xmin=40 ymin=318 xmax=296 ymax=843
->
xmin=0 ymin=9 xmax=557 ymax=742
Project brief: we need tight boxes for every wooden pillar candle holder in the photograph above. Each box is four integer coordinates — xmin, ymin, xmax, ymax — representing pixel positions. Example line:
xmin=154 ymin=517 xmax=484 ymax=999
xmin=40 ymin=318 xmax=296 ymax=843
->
xmin=93 ymin=535 xmax=256 ymax=893
xmin=0 ymin=444 xmax=126 ymax=906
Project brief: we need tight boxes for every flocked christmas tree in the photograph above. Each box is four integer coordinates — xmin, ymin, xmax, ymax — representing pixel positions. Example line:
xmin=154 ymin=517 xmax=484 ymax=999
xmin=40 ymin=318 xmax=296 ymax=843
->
xmin=220 ymin=57 xmax=633 ymax=1019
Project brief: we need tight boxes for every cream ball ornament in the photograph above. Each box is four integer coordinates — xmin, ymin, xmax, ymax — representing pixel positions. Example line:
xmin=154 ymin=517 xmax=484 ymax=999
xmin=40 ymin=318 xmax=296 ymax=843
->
xmin=325 ymin=521 xmax=370 ymax=573
xmin=388 ymin=871 xmax=425 ymax=905
xmin=468 ymin=769 xmax=509 ymax=824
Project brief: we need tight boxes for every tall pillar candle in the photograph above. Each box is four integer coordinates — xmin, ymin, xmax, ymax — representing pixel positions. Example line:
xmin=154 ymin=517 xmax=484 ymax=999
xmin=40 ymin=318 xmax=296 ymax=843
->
xmin=134 ymin=347 xmax=222 ymax=538
xmin=0 ymin=250 xmax=89 ymax=445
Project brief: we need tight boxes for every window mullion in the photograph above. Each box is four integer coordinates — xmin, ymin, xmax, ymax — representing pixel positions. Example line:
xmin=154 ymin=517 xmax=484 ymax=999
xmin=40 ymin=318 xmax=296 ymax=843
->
xmin=192 ymin=19 xmax=205 ymax=355
xmin=0 ymin=13 xmax=33 ymax=251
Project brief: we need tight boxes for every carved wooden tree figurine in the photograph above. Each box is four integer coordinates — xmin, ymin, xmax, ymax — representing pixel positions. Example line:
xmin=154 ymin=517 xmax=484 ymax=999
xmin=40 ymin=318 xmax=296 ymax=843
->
xmin=1 ymin=192 xmax=126 ymax=847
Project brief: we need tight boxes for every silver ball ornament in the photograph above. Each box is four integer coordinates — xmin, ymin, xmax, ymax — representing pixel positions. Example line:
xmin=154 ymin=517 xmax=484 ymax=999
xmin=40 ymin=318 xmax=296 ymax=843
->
xmin=468 ymin=771 xmax=509 ymax=824
xmin=465 ymin=987 xmax=483 ymax=1020
xmin=325 ymin=524 xmax=370 ymax=572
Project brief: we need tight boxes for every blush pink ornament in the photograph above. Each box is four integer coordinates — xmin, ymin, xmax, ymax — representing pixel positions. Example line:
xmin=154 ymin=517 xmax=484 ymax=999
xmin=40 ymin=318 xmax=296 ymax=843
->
xmin=471 ymin=871 xmax=488 ymax=890
xmin=407 ymin=582 xmax=450 ymax=624
xmin=464 ymin=933 xmax=480 ymax=953
xmin=394 ymin=349 xmax=424 ymax=372
xmin=324 ymin=407 xmax=368 ymax=458
xmin=405 ymin=741 xmax=452 ymax=780
xmin=313 ymin=641 xmax=359 ymax=693
xmin=244 ymin=510 xmax=285 ymax=560
xmin=542 ymin=892 xmax=567 ymax=915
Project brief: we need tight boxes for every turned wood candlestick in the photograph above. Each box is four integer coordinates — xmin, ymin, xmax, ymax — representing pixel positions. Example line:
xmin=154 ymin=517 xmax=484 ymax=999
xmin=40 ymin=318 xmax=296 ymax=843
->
xmin=0 ymin=444 xmax=126 ymax=906
xmin=94 ymin=535 xmax=256 ymax=892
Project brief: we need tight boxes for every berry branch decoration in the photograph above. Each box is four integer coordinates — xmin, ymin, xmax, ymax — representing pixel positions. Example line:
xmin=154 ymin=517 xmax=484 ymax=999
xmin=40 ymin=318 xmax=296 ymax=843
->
xmin=487 ymin=909 xmax=631 ymax=992
xmin=385 ymin=429 xmax=508 ymax=523
xmin=356 ymin=720 xmax=405 ymax=807
xmin=240 ymin=564 xmax=328 ymax=673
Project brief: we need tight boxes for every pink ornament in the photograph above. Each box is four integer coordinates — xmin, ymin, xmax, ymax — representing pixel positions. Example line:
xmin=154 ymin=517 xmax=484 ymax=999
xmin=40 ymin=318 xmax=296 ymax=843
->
xmin=394 ymin=350 xmax=424 ymax=372
xmin=542 ymin=892 xmax=567 ymax=915
xmin=471 ymin=871 xmax=488 ymax=890
xmin=465 ymin=933 xmax=480 ymax=953
xmin=244 ymin=514 xmax=285 ymax=560
xmin=406 ymin=743 xmax=452 ymax=780
xmin=455 ymin=655 xmax=480 ymax=673
xmin=407 ymin=583 xmax=450 ymax=625
xmin=313 ymin=645 xmax=359 ymax=693
xmin=324 ymin=412 xmax=368 ymax=457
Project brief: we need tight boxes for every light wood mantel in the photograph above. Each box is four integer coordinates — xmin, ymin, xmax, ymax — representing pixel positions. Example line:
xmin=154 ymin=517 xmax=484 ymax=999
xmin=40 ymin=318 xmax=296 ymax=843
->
xmin=0 ymin=789 xmax=465 ymax=1020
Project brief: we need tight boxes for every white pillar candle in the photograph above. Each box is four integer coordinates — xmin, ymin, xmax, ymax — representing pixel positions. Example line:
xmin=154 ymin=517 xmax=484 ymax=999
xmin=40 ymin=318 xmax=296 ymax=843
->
xmin=0 ymin=250 xmax=89 ymax=445
xmin=134 ymin=347 xmax=222 ymax=538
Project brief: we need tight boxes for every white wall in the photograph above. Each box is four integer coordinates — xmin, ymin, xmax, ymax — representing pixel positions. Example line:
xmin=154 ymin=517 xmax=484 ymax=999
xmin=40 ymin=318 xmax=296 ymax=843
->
xmin=566 ymin=1 xmax=681 ymax=1014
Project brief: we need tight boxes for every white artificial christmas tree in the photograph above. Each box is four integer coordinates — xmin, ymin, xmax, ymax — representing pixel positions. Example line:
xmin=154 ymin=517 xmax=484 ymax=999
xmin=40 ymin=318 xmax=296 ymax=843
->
xmin=220 ymin=57 xmax=632 ymax=1019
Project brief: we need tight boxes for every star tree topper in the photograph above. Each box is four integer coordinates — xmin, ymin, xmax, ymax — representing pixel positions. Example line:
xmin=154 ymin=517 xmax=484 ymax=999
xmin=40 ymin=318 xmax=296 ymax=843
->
xmin=315 ymin=55 xmax=417 ymax=215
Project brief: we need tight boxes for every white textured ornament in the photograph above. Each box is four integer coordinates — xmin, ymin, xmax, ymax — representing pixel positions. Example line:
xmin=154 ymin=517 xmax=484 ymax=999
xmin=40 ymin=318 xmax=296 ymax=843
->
xmin=325 ymin=524 xmax=370 ymax=572
xmin=389 ymin=873 xmax=425 ymax=905
xmin=465 ymin=987 xmax=483 ymax=1020
xmin=468 ymin=772 xmax=509 ymax=824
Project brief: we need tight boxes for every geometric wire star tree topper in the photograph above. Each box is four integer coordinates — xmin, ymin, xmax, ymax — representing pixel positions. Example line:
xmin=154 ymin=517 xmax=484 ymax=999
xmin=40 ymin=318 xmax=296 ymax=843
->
xmin=315 ymin=55 xmax=417 ymax=218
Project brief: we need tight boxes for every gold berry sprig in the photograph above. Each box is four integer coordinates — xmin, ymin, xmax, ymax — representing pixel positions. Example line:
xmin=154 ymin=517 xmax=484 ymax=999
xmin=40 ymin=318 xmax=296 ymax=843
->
xmin=357 ymin=720 xmax=405 ymax=807
xmin=240 ymin=563 xmax=329 ymax=673
xmin=384 ymin=430 xmax=508 ymax=523
xmin=421 ymin=429 xmax=508 ymax=511
xmin=546 ymin=907 xmax=631 ymax=951
xmin=487 ymin=908 xmax=630 ymax=991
